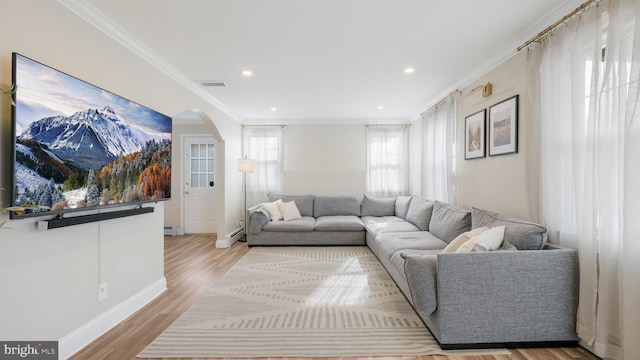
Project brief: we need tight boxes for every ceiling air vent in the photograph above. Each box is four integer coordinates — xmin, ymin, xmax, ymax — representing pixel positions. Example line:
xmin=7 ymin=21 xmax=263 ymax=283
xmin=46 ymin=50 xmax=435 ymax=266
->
xmin=199 ymin=81 xmax=227 ymax=87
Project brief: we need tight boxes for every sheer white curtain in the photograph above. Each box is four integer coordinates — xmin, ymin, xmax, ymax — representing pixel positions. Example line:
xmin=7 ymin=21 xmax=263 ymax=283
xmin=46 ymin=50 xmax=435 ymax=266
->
xmin=242 ymin=126 xmax=284 ymax=207
xmin=528 ymin=1 xmax=640 ymax=358
xmin=421 ymin=94 xmax=457 ymax=202
xmin=366 ymin=125 xmax=410 ymax=197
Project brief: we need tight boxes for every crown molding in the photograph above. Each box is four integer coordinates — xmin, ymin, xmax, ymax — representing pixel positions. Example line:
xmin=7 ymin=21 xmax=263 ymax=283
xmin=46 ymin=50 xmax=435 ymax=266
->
xmin=56 ymin=0 xmax=241 ymax=122
xmin=418 ymin=0 xmax=585 ymax=115
xmin=242 ymin=117 xmax=411 ymax=126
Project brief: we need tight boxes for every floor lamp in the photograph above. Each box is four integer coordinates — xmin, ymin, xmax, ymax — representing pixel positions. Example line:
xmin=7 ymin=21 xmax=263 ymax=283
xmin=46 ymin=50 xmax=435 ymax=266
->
xmin=238 ymin=157 xmax=255 ymax=242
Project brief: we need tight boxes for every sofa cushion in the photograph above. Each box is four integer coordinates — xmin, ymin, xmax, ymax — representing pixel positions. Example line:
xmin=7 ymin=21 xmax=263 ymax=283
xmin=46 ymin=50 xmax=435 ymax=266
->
xmin=395 ymin=195 xmax=412 ymax=220
xmin=499 ymin=242 xmax=519 ymax=251
xmin=428 ymin=201 xmax=471 ymax=243
xmin=315 ymin=215 xmax=364 ymax=231
xmin=314 ymin=195 xmax=361 ymax=217
xmin=442 ymin=226 xmax=488 ymax=253
xmin=261 ymin=199 xmax=283 ymax=221
xmin=278 ymin=200 xmax=302 ymax=221
xmin=268 ymin=194 xmax=314 ymax=217
xmin=473 ymin=226 xmax=506 ymax=252
xmin=262 ymin=216 xmax=315 ymax=232
xmin=456 ymin=226 xmax=505 ymax=253
xmin=361 ymin=195 xmax=396 ymax=217
xmin=405 ymin=196 xmax=435 ymax=231
xmin=365 ymin=221 xmax=420 ymax=238
xmin=360 ymin=215 xmax=405 ymax=227
xmin=471 ymin=207 xmax=548 ymax=250
xmin=375 ymin=231 xmax=448 ymax=264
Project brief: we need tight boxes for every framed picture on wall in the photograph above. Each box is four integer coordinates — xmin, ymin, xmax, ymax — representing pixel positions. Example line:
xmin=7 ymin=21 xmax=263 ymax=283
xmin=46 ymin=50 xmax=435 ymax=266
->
xmin=489 ymin=95 xmax=519 ymax=156
xmin=464 ymin=109 xmax=486 ymax=160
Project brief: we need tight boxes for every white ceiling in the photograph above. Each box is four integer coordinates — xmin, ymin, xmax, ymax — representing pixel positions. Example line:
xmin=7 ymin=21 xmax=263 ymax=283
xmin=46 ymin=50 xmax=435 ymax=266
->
xmin=65 ymin=0 xmax=581 ymax=124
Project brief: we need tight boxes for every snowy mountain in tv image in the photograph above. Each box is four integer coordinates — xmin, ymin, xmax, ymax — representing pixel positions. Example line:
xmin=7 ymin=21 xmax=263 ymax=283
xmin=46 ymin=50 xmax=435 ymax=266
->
xmin=19 ymin=105 xmax=143 ymax=170
xmin=14 ymin=105 xmax=172 ymax=213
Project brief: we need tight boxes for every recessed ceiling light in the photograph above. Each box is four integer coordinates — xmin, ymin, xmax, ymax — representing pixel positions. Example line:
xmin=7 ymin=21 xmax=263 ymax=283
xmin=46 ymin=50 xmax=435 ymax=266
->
xmin=377 ymin=106 xmax=384 ymax=110
xmin=271 ymin=107 xmax=278 ymax=112
xmin=242 ymin=70 xmax=253 ymax=76
xmin=404 ymin=67 xmax=415 ymax=74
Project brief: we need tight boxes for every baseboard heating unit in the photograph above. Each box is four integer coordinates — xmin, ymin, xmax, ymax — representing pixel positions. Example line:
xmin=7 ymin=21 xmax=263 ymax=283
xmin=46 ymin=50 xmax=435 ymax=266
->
xmin=164 ymin=226 xmax=177 ymax=236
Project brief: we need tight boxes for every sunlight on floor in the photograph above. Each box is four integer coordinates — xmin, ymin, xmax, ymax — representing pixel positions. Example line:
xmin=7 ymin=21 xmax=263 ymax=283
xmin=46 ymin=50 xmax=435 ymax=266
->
xmin=305 ymin=257 xmax=371 ymax=306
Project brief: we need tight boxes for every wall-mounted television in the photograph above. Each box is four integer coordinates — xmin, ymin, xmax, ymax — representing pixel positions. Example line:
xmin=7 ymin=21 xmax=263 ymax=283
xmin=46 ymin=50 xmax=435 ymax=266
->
xmin=10 ymin=53 xmax=172 ymax=219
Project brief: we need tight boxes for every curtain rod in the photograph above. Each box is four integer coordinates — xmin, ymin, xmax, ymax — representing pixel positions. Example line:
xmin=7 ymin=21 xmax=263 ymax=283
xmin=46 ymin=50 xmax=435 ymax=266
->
xmin=366 ymin=124 xmax=411 ymax=127
xmin=241 ymin=124 xmax=286 ymax=128
xmin=517 ymin=0 xmax=597 ymax=51
xmin=420 ymin=89 xmax=461 ymax=117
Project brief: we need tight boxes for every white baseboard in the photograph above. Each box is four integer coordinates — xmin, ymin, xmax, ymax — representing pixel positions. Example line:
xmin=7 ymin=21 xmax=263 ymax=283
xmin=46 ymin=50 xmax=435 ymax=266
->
xmin=58 ymin=277 xmax=167 ymax=359
xmin=216 ymin=227 xmax=243 ymax=248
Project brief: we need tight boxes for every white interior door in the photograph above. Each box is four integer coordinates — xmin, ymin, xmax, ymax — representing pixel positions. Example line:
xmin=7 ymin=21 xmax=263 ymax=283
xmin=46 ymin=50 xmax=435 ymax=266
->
xmin=183 ymin=136 xmax=217 ymax=234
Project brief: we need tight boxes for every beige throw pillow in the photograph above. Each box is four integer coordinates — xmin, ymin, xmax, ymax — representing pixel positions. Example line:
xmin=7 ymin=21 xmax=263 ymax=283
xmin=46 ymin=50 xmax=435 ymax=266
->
xmin=442 ymin=227 xmax=488 ymax=253
xmin=278 ymin=200 xmax=302 ymax=221
xmin=261 ymin=199 xmax=283 ymax=221
xmin=473 ymin=225 xmax=506 ymax=251
xmin=456 ymin=226 xmax=506 ymax=253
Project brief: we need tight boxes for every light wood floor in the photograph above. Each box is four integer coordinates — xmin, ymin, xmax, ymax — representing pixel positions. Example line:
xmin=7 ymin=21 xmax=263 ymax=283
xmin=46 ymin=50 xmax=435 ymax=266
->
xmin=70 ymin=234 xmax=600 ymax=360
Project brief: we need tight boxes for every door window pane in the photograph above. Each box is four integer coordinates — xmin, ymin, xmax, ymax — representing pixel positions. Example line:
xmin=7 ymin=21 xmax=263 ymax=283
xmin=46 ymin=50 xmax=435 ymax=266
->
xmin=190 ymin=143 xmax=215 ymax=188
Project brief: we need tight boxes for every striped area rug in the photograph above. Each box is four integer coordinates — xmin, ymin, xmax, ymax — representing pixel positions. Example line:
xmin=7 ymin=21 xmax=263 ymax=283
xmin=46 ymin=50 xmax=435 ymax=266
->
xmin=139 ymin=246 xmax=509 ymax=358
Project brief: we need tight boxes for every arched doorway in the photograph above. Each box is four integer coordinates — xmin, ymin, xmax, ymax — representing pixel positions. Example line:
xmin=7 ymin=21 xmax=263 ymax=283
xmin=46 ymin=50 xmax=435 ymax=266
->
xmin=168 ymin=109 xmax=225 ymax=240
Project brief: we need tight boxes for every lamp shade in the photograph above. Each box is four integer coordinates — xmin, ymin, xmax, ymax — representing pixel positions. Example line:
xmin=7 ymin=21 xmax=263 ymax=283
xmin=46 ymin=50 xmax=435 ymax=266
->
xmin=238 ymin=158 xmax=255 ymax=173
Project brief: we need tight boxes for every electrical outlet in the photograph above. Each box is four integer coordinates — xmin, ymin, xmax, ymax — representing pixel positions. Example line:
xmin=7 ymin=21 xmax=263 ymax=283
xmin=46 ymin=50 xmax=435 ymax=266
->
xmin=98 ymin=282 xmax=108 ymax=302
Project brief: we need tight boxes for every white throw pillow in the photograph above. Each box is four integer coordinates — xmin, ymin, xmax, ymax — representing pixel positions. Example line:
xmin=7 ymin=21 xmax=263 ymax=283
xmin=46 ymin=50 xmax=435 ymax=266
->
xmin=278 ymin=201 xmax=302 ymax=221
xmin=261 ymin=199 xmax=283 ymax=221
xmin=456 ymin=226 xmax=506 ymax=253
xmin=442 ymin=227 xmax=488 ymax=253
xmin=473 ymin=225 xmax=506 ymax=252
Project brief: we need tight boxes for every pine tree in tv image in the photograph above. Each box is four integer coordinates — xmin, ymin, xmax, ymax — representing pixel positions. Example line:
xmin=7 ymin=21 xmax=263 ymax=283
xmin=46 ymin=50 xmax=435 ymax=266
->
xmin=12 ymin=53 xmax=172 ymax=216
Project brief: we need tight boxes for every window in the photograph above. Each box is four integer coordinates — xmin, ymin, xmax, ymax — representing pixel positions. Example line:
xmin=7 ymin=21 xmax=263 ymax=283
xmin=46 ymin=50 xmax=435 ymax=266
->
xmin=366 ymin=125 xmax=409 ymax=197
xmin=420 ymin=94 xmax=457 ymax=203
xmin=189 ymin=143 xmax=215 ymax=188
xmin=242 ymin=126 xmax=284 ymax=206
xmin=532 ymin=2 xmax=640 ymax=356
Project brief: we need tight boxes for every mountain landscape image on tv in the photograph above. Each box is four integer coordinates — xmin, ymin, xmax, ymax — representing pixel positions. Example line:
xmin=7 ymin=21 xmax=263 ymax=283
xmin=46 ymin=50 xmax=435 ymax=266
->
xmin=11 ymin=53 xmax=172 ymax=218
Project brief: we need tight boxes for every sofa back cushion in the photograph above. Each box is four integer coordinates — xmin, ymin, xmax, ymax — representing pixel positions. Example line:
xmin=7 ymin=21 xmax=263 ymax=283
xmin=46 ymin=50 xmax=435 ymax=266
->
xmin=268 ymin=194 xmax=314 ymax=217
xmin=361 ymin=195 xmax=396 ymax=217
xmin=395 ymin=195 xmax=412 ymax=220
xmin=314 ymin=195 xmax=361 ymax=217
xmin=471 ymin=207 xmax=548 ymax=250
xmin=428 ymin=201 xmax=471 ymax=243
xmin=405 ymin=196 xmax=435 ymax=231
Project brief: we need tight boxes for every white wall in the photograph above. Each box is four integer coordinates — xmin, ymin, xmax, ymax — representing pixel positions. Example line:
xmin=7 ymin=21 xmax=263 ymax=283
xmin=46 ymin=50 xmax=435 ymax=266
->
xmin=0 ymin=206 xmax=165 ymax=356
xmin=0 ymin=1 xmax=240 ymax=356
xmin=409 ymin=52 xmax=535 ymax=221
xmin=283 ymin=125 xmax=367 ymax=197
xmin=456 ymin=52 xmax=534 ymax=221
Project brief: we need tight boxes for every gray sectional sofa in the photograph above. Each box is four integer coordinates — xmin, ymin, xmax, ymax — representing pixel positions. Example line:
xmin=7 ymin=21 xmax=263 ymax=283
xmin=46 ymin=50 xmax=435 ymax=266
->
xmin=247 ymin=194 xmax=366 ymax=246
xmin=246 ymin=194 xmax=579 ymax=349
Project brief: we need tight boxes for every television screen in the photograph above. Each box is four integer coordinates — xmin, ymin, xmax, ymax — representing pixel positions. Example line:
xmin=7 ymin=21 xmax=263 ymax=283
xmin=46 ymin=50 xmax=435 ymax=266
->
xmin=10 ymin=53 xmax=172 ymax=219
